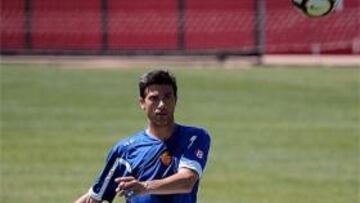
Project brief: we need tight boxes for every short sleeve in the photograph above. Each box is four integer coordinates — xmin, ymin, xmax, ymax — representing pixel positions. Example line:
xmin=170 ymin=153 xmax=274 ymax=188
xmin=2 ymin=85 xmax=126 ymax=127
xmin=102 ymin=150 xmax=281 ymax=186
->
xmin=178 ymin=129 xmax=211 ymax=178
xmin=89 ymin=145 xmax=132 ymax=202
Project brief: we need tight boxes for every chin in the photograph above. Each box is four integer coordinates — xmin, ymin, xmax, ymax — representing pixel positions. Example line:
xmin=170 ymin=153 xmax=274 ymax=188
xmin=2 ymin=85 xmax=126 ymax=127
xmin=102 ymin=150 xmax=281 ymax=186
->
xmin=155 ymin=121 xmax=170 ymax=127
xmin=154 ymin=118 xmax=173 ymax=127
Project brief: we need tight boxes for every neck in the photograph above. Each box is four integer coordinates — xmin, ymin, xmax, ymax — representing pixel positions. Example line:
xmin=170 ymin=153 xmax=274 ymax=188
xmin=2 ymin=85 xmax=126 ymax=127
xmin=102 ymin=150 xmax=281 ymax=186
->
xmin=147 ymin=123 xmax=176 ymax=141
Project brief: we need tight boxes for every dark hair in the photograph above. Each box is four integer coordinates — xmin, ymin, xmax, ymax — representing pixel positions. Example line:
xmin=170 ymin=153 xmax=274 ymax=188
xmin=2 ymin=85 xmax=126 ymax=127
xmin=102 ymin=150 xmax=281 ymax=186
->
xmin=139 ymin=69 xmax=177 ymax=98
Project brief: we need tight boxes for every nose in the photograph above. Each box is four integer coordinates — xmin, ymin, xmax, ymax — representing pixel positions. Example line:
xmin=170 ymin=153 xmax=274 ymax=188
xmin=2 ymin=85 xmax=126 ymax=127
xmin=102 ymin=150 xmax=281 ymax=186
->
xmin=158 ymin=100 xmax=165 ymax=109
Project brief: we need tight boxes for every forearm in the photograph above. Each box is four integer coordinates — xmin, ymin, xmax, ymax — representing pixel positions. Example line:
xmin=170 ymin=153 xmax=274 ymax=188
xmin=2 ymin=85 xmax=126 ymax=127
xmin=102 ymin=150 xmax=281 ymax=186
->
xmin=115 ymin=168 xmax=199 ymax=197
xmin=145 ymin=169 xmax=198 ymax=194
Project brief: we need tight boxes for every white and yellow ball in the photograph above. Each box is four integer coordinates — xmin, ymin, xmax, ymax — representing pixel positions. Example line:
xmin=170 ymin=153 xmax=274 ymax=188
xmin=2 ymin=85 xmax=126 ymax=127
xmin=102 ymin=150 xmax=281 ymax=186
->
xmin=292 ymin=0 xmax=337 ymax=17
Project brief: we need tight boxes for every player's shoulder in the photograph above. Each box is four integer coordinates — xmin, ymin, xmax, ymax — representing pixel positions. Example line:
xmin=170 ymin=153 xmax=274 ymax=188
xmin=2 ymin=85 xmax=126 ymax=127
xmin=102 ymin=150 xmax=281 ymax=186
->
xmin=177 ymin=124 xmax=211 ymax=141
xmin=112 ymin=130 xmax=152 ymax=152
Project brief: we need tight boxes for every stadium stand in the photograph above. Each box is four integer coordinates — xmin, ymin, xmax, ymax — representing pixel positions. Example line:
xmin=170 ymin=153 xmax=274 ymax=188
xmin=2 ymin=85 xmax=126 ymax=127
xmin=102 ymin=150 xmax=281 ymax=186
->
xmin=1 ymin=0 xmax=359 ymax=55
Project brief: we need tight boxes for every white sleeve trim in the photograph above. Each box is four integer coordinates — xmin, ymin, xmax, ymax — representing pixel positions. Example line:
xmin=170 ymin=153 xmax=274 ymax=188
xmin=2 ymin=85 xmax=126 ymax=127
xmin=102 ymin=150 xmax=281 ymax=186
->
xmin=88 ymin=187 xmax=102 ymax=201
xmin=88 ymin=158 xmax=132 ymax=201
xmin=178 ymin=157 xmax=203 ymax=178
xmin=118 ymin=158 xmax=133 ymax=173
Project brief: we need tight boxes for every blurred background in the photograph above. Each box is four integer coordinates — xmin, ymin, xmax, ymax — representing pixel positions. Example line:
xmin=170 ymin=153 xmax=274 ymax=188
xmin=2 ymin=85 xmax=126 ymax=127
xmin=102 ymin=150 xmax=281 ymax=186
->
xmin=1 ymin=0 xmax=359 ymax=56
xmin=1 ymin=0 xmax=359 ymax=203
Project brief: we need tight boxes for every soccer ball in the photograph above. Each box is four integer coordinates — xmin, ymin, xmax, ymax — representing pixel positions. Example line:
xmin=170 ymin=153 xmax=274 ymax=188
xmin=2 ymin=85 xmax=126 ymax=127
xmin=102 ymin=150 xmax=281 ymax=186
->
xmin=292 ymin=0 xmax=337 ymax=17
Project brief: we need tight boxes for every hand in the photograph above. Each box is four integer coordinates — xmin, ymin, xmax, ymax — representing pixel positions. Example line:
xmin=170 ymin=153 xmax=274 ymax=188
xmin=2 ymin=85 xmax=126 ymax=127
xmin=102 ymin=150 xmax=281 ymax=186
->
xmin=115 ymin=176 xmax=148 ymax=199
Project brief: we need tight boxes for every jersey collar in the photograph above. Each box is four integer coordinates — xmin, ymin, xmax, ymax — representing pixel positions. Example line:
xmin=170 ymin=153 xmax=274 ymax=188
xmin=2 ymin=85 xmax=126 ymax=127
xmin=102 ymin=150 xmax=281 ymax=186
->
xmin=144 ymin=124 xmax=179 ymax=142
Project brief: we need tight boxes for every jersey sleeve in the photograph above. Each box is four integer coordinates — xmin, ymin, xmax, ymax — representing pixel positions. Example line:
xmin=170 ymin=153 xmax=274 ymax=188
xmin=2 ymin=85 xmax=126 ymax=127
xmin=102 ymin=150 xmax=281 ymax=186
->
xmin=89 ymin=144 xmax=132 ymax=202
xmin=178 ymin=129 xmax=211 ymax=178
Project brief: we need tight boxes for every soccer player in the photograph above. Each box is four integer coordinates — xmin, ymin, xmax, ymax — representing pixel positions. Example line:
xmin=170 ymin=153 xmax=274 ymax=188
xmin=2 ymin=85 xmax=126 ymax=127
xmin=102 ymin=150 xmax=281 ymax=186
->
xmin=75 ymin=69 xmax=211 ymax=203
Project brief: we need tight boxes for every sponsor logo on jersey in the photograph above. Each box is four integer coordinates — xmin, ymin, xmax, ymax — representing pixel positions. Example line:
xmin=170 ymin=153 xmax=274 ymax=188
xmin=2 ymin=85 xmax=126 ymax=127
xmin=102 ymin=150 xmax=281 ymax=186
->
xmin=188 ymin=135 xmax=197 ymax=149
xmin=160 ymin=150 xmax=172 ymax=166
xmin=196 ymin=149 xmax=204 ymax=159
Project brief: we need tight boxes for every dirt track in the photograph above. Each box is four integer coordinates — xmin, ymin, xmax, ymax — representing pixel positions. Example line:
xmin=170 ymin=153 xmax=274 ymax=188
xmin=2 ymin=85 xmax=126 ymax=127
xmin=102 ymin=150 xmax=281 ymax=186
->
xmin=1 ymin=55 xmax=359 ymax=69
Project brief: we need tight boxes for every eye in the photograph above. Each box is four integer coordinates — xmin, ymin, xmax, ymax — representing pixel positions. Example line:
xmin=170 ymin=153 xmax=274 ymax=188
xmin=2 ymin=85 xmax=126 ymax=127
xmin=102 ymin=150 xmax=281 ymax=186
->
xmin=164 ymin=93 xmax=173 ymax=100
xmin=148 ymin=95 xmax=159 ymax=101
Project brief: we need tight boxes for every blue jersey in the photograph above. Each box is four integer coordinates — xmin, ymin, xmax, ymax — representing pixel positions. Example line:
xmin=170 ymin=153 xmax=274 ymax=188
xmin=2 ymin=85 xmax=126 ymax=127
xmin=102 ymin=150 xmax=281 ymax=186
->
xmin=89 ymin=124 xmax=211 ymax=203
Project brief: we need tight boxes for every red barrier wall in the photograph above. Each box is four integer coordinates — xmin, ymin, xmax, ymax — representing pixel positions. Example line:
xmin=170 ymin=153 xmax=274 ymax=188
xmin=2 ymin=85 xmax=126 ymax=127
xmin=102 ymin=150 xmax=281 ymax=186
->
xmin=265 ymin=0 xmax=360 ymax=54
xmin=185 ymin=0 xmax=254 ymax=50
xmin=1 ymin=0 xmax=24 ymax=49
xmin=108 ymin=0 xmax=178 ymax=50
xmin=185 ymin=0 xmax=255 ymax=51
xmin=31 ymin=0 xmax=101 ymax=50
xmin=1 ymin=0 xmax=359 ymax=54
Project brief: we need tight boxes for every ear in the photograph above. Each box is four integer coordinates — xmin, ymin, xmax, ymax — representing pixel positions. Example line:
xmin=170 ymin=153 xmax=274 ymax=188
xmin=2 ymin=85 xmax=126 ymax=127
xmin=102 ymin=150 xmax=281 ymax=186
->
xmin=139 ymin=97 xmax=145 ymax=110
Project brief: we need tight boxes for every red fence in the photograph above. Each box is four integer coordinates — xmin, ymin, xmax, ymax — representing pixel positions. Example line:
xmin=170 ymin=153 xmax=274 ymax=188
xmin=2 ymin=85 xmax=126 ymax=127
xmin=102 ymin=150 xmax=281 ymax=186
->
xmin=1 ymin=0 xmax=359 ymax=54
xmin=1 ymin=0 xmax=24 ymax=50
xmin=107 ymin=0 xmax=178 ymax=50
xmin=266 ymin=0 xmax=360 ymax=54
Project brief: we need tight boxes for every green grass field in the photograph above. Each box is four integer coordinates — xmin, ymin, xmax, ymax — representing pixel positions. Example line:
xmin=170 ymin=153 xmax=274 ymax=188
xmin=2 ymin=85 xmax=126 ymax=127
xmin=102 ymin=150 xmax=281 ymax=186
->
xmin=1 ymin=63 xmax=359 ymax=203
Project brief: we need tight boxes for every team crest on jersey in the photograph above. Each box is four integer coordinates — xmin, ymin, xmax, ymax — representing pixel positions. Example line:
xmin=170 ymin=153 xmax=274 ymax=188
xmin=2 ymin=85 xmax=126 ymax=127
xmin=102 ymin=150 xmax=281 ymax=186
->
xmin=160 ymin=150 xmax=172 ymax=166
xmin=196 ymin=149 xmax=204 ymax=159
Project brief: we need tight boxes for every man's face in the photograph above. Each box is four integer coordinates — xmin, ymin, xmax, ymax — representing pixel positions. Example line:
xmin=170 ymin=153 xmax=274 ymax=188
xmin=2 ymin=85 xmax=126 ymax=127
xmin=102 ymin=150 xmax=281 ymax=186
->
xmin=139 ymin=84 xmax=177 ymax=127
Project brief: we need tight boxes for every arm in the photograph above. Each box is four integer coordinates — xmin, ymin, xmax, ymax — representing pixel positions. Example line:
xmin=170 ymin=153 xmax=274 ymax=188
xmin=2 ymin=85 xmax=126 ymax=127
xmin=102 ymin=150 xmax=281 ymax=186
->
xmin=115 ymin=168 xmax=198 ymax=197
xmin=74 ymin=193 xmax=101 ymax=203
xmin=77 ymin=144 xmax=131 ymax=203
xmin=147 ymin=168 xmax=199 ymax=194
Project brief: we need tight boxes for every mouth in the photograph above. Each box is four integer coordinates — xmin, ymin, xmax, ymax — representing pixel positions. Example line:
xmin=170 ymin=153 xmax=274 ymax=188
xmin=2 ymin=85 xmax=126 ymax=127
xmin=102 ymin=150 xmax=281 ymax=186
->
xmin=155 ymin=110 xmax=168 ymax=116
xmin=153 ymin=110 xmax=172 ymax=125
